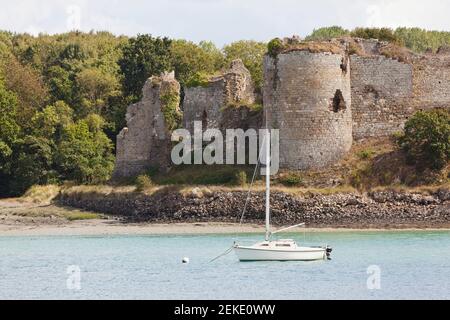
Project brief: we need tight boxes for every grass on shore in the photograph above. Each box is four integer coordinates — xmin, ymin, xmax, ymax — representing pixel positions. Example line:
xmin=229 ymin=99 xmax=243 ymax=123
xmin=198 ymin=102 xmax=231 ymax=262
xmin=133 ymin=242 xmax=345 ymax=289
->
xmin=1 ymin=203 xmax=104 ymax=221
xmin=16 ymin=138 xmax=450 ymax=203
xmin=63 ymin=212 xmax=102 ymax=221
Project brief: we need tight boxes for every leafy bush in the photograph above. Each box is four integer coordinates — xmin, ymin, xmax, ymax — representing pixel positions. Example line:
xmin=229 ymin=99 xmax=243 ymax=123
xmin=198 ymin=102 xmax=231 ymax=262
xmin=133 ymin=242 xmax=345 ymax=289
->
xmin=279 ymin=172 xmax=304 ymax=187
xmin=351 ymin=27 xmax=402 ymax=44
xmin=306 ymin=26 xmax=350 ymax=41
xmin=397 ymin=109 xmax=450 ymax=169
xmin=135 ymin=174 xmax=153 ymax=191
xmin=267 ymin=38 xmax=285 ymax=58
xmin=235 ymin=171 xmax=247 ymax=187
xmin=357 ymin=149 xmax=375 ymax=160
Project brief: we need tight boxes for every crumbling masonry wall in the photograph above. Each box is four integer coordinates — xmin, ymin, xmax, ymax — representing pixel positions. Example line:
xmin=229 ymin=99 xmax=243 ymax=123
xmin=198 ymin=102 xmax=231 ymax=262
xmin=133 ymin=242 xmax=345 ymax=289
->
xmin=264 ymin=50 xmax=353 ymax=170
xmin=113 ymin=72 xmax=181 ymax=178
xmin=183 ymin=60 xmax=257 ymax=133
xmin=412 ymin=51 xmax=450 ymax=109
xmin=350 ymin=39 xmax=450 ymax=140
xmin=114 ymin=38 xmax=450 ymax=176
xmin=350 ymin=55 xmax=414 ymax=139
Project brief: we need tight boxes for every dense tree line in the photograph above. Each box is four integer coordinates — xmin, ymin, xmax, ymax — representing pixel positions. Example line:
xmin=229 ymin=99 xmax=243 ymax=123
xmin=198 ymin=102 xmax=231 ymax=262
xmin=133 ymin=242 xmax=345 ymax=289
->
xmin=1 ymin=28 xmax=449 ymax=197
xmin=0 ymin=31 xmax=266 ymax=196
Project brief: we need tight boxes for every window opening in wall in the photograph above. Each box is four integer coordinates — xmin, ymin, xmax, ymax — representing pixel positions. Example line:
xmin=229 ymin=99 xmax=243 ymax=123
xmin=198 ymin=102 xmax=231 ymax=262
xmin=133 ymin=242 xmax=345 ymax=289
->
xmin=331 ymin=89 xmax=346 ymax=112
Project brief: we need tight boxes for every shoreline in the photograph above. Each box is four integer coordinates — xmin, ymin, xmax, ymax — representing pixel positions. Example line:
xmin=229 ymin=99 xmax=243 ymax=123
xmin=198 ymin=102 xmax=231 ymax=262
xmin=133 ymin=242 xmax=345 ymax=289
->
xmin=1 ymin=220 xmax=449 ymax=237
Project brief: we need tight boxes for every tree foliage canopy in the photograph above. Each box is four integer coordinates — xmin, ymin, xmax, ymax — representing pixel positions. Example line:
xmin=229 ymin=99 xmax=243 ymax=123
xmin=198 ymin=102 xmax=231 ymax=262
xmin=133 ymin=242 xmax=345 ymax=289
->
xmin=397 ymin=109 xmax=450 ymax=170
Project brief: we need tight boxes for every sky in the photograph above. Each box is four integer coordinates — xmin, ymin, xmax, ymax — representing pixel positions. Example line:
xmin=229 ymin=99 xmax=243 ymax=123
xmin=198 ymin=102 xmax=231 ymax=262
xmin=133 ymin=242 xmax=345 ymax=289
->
xmin=1 ymin=0 xmax=450 ymax=46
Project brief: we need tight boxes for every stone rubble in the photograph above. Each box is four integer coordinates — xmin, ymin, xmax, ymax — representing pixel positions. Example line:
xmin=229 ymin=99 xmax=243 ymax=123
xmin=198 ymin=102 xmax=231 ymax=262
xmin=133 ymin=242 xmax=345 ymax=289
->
xmin=59 ymin=189 xmax=450 ymax=228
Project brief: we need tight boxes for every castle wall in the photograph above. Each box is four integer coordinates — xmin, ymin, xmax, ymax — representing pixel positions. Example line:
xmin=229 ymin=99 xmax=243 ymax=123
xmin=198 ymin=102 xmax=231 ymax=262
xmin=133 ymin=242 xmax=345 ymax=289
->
xmin=114 ymin=39 xmax=450 ymax=177
xmin=264 ymin=50 xmax=353 ymax=170
xmin=183 ymin=60 xmax=256 ymax=133
xmin=350 ymin=55 xmax=414 ymax=139
xmin=113 ymin=73 xmax=181 ymax=178
xmin=183 ymin=80 xmax=225 ymax=132
xmin=412 ymin=52 xmax=450 ymax=109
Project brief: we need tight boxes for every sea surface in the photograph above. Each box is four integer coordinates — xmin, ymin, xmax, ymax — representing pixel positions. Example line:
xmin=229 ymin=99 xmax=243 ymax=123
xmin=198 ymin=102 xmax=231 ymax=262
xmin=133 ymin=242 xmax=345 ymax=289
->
xmin=0 ymin=231 xmax=449 ymax=300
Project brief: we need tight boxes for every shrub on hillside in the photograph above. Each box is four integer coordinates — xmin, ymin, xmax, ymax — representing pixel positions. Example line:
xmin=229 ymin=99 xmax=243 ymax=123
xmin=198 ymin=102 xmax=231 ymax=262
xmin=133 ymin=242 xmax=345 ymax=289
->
xmin=135 ymin=174 xmax=153 ymax=192
xmin=279 ymin=172 xmax=304 ymax=187
xmin=351 ymin=27 xmax=403 ymax=44
xmin=235 ymin=171 xmax=247 ymax=187
xmin=267 ymin=38 xmax=285 ymax=58
xmin=397 ymin=109 xmax=450 ymax=170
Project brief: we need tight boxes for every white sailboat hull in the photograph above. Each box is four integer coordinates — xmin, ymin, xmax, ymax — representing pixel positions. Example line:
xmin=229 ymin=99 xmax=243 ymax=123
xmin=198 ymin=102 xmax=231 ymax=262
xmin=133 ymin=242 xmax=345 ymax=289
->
xmin=233 ymin=245 xmax=327 ymax=261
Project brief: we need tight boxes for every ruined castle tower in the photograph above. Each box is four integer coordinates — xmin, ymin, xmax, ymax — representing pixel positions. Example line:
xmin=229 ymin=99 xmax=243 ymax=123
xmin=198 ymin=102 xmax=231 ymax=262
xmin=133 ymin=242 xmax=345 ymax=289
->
xmin=113 ymin=72 xmax=181 ymax=178
xmin=113 ymin=38 xmax=450 ymax=178
xmin=183 ymin=59 xmax=258 ymax=133
xmin=264 ymin=46 xmax=353 ymax=170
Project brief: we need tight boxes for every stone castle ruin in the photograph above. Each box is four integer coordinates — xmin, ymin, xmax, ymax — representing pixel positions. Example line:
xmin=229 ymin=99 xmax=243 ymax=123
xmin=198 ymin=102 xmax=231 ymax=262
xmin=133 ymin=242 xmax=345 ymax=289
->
xmin=114 ymin=72 xmax=181 ymax=177
xmin=113 ymin=37 xmax=450 ymax=178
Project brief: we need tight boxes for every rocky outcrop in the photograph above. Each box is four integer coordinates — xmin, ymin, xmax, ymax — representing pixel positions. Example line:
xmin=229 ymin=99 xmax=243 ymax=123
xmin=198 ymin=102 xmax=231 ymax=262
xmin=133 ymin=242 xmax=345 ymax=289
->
xmin=59 ymin=188 xmax=450 ymax=228
xmin=113 ymin=72 xmax=181 ymax=178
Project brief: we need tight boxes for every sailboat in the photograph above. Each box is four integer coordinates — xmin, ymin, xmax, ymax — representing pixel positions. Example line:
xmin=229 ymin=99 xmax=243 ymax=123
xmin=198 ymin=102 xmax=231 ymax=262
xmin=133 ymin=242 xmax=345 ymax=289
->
xmin=233 ymin=131 xmax=332 ymax=262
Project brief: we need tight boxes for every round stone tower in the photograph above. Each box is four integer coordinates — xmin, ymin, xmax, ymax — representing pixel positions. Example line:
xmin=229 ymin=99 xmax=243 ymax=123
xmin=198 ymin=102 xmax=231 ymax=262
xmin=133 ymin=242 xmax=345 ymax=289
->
xmin=264 ymin=48 xmax=353 ymax=170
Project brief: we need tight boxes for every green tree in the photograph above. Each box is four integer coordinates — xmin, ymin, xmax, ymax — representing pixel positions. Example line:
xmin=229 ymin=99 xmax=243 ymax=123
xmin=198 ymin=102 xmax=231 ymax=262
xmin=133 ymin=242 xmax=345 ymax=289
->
xmin=31 ymin=101 xmax=74 ymax=139
xmin=0 ymin=80 xmax=19 ymax=170
xmin=170 ymin=39 xmax=223 ymax=87
xmin=119 ymin=34 xmax=172 ymax=100
xmin=394 ymin=27 xmax=450 ymax=53
xmin=8 ymin=136 xmax=57 ymax=195
xmin=0 ymin=80 xmax=20 ymax=196
xmin=6 ymin=101 xmax=74 ymax=195
xmin=56 ymin=114 xmax=115 ymax=184
xmin=76 ymin=68 xmax=119 ymax=103
xmin=223 ymin=40 xmax=267 ymax=90
xmin=46 ymin=65 xmax=74 ymax=104
xmin=351 ymin=27 xmax=402 ymax=44
xmin=397 ymin=109 xmax=450 ymax=170
xmin=199 ymin=41 xmax=225 ymax=70
xmin=2 ymin=55 xmax=49 ymax=132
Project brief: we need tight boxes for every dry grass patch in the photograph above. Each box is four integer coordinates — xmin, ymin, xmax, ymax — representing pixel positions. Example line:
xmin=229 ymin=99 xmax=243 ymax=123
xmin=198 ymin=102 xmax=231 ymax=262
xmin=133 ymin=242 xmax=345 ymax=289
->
xmin=282 ymin=41 xmax=345 ymax=55
xmin=21 ymin=185 xmax=61 ymax=204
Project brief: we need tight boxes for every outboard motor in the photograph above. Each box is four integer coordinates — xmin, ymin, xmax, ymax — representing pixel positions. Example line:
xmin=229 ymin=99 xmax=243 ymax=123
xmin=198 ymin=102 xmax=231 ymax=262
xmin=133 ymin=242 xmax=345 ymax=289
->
xmin=326 ymin=246 xmax=333 ymax=260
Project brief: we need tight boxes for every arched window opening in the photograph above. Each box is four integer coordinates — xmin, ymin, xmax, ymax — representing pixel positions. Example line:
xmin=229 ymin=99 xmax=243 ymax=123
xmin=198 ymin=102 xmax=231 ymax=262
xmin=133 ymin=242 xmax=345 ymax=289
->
xmin=331 ymin=90 xmax=346 ymax=113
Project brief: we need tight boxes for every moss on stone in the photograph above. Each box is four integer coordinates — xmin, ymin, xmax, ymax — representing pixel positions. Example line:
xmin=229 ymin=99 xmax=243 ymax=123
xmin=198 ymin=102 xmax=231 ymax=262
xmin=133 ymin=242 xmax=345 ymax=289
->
xmin=160 ymin=92 xmax=182 ymax=131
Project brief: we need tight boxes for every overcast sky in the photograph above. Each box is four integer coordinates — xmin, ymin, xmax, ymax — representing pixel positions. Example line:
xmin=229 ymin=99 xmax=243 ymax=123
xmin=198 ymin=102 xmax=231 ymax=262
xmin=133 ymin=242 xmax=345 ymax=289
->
xmin=1 ymin=0 xmax=450 ymax=46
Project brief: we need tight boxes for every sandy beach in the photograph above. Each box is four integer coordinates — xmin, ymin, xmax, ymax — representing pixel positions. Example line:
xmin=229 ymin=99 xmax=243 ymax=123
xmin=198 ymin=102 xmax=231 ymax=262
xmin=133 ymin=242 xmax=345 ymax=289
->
xmin=2 ymin=220 xmax=450 ymax=237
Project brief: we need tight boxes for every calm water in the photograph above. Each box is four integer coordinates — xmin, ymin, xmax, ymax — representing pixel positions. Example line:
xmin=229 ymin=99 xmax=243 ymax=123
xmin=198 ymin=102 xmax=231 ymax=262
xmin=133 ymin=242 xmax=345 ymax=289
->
xmin=0 ymin=231 xmax=449 ymax=300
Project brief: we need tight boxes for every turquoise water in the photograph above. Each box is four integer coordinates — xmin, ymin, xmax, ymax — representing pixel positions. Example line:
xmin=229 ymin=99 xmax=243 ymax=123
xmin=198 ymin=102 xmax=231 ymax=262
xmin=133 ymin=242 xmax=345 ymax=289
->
xmin=0 ymin=231 xmax=449 ymax=300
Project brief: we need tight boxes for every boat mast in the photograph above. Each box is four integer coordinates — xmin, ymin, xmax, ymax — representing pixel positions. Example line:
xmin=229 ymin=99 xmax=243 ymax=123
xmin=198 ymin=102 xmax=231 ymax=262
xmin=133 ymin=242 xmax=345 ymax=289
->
xmin=265 ymin=128 xmax=271 ymax=241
